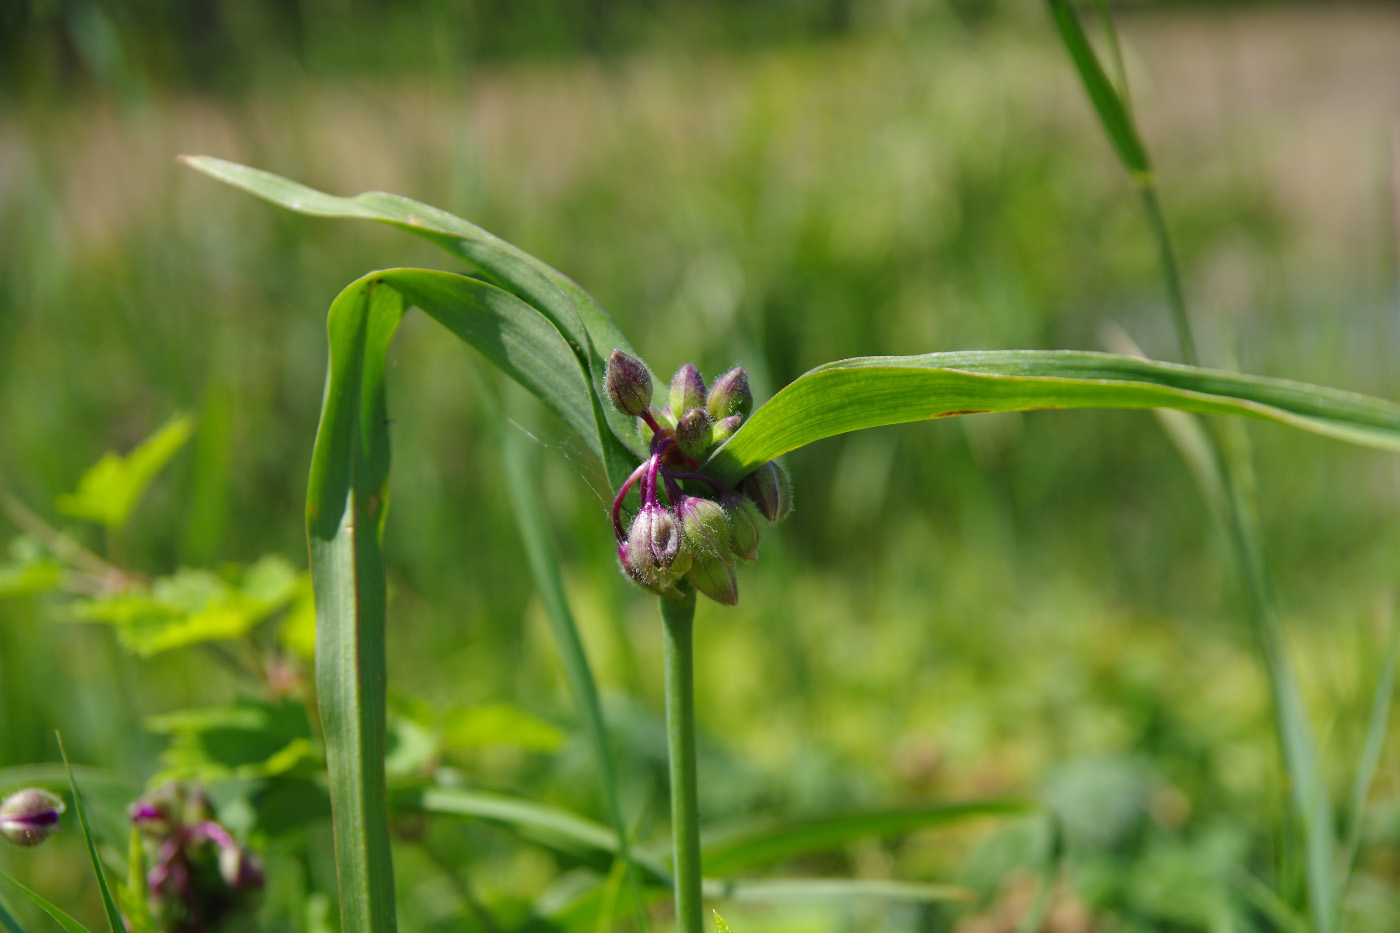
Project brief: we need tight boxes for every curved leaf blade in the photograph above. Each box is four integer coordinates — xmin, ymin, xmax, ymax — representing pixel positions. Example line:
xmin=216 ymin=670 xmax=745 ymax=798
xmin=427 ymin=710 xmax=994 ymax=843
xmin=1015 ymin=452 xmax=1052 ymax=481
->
xmin=0 ymin=870 xmax=94 ymax=933
xmin=180 ymin=155 xmax=645 ymax=485
xmin=56 ymin=736 xmax=122 ymax=933
xmin=708 ymin=351 xmax=1400 ymax=485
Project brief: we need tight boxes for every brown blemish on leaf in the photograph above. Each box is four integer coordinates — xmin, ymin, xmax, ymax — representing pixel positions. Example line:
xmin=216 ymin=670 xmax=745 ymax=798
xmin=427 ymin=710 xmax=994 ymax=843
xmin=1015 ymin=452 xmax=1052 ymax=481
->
xmin=932 ymin=409 xmax=990 ymax=418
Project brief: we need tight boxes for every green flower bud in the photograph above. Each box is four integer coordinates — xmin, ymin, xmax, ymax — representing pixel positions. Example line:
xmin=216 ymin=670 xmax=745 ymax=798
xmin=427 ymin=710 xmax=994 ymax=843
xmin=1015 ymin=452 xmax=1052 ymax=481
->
xmin=669 ymin=363 xmax=707 ymax=417
xmin=707 ymin=366 xmax=752 ymax=421
xmin=677 ymin=495 xmax=731 ymax=562
xmin=690 ymin=556 xmax=738 ymax=606
xmin=627 ymin=504 xmax=680 ymax=582
xmin=676 ymin=409 xmax=714 ymax=459
xmin=605 ymin=349 xmax=654 ymax=417
xmin=711 ymin=414 xmax=743 ymax=443
xmin=0 ymin=788 xmax=64 ymax=848
xmin=741 ymin=460 xmax=793 ymax=522
xmin=723 ymin=493 xmax=764 ymax=562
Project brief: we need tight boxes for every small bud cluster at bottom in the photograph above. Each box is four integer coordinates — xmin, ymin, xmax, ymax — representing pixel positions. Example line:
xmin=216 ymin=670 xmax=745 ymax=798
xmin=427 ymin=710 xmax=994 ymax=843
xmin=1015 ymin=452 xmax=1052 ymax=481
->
xmin=611 ymin=355 xmax=792 ymax=606
xmin=132 ymin=783 xmax=264 ymax=931
xmin=0 ymin=788 xmax=65 ymax=848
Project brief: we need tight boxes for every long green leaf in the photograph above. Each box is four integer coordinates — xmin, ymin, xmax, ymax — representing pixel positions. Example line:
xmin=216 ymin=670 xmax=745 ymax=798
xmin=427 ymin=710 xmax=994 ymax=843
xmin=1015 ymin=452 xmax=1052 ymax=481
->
xmin=180 ymin=155 xmax=644 ymax=488
xmin=0 ymin=872 xmax=92 ymax=933
xmin=707 ymin=351 xmax=1400 ymax=485
xmin=306 ymin=267 xmax=632 ymax=933
xmin=702 ymin=799 xmax=1036 ymax=877
xmin=55 ymin=736 xmax=121 ymax=933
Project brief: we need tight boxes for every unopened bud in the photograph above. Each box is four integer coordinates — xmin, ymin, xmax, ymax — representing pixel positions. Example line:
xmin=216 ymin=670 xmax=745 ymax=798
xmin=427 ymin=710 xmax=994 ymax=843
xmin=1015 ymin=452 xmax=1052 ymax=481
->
xmin=690 ymin=556 xmax=738 ymax=606
xmin=670 ymin=364 xmax=707 ymax=416
xmin=707 ymin=366 xmax=752 ymax=421
xmin=741 ymin=461 xmax=792 ymax=522
xmin=677 ymin=496 xmax=731 ymax=561
xmin=723 ymin=493 xmax=764 ymax=561
xmin=605 ymin=349 xmax=654 ymax=417
xmin=0 ymin=788 xmax=65 ymax=848
xmin=711 ymin=414 xmax=743 ymax=443
xmin=676 ymin=409 xmax=714 ymax=459
xmin=627 ymin=504 xmax=680 ymax=582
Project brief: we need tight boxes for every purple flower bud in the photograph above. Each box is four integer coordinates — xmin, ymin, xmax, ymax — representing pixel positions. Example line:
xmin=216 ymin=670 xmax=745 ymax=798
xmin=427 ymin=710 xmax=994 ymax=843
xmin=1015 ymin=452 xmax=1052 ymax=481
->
xmin=711 ymin=414 xmax=743 ymax=443
xmin=723 ymin=493 xmax=764 ymax=562
xmin=669 ymin=363 xmax=707 ymax=416
xmin=707 ymin=366 xmax=753 ymax=421
xmin=627 ymin=504 xmax=681 ymax=582
xmin=605 ymin=349 xmax=654 ymax=417
xmin=690 ymin=556 xmax=738 ymax=606
xmin=741 ymin=460 xmax=792 ymax=522
xmin=677 ymin=495 xmax=732 ymax=562
xmin=0 ymin=788 xmax=65 ymax=848
xmin=675 ymin=409 xmax=714 ymax=459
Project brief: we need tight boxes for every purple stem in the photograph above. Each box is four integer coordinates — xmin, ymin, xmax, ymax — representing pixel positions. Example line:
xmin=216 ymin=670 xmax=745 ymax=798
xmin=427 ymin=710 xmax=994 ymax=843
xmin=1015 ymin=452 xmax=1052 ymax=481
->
xmin=611 ymin=460 xmax=651 ymax=540
xmin=667 ymin=471 xmax=734 ymax=497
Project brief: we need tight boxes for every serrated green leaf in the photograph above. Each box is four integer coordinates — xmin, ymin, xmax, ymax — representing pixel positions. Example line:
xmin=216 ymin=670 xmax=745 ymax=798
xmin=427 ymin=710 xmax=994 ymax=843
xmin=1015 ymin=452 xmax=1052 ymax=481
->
xmin=146 ymin=700 xmax=318 ymax=782
xmin=56 ymin=413 xmax=193 ymax=531
xmin=707 ymin=351 xmax=1400 ymax=485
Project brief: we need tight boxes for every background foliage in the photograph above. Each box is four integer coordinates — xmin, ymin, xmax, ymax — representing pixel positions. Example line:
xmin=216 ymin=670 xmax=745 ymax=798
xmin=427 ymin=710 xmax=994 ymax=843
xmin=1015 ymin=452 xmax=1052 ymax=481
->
xmin=2 ymin=1 xmax=1399 ymax=930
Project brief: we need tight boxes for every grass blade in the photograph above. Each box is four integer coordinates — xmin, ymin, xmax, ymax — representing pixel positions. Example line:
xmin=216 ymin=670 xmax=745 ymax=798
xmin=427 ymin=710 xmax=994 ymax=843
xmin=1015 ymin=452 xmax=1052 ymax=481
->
xmin=487 ymin=380 xmax=651 ymax=930
xmin=707 ymin=350 xmax=1400 ymax=485
xmin=711 ymin=879 xmax=973 ymax=903
xmin=399 ymin=785 xmax=671 ymax=885
xmin=55 ymin=735 xmax=121 ymax=933
xmin=0 ymin=894 xmax=26 ymax=933
xmin=0 ymin=871 xmax=93 ymax=933
xmin=702 ymin=799 xmax=1036 ymax=877
xmin=181 ymin=155 xmax=645 ymax=487
xmin=1338 ymin=605 xmax=1400 ymax=907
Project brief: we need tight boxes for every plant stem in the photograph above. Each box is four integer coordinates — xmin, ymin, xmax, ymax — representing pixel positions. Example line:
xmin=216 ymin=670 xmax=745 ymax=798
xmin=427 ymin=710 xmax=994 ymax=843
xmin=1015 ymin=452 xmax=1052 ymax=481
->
xmin=660 ymin=588 xmax=703 ymax=933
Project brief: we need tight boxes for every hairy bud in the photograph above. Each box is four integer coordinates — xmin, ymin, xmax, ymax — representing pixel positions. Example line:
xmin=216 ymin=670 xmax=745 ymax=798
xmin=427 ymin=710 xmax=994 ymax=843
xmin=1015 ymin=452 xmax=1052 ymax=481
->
xmin=0 ymin=788 xmax=65 ymax=848
xmin=675 ymin=409 xmax=714 ymax=459
xmin=741 ymin=461 xmax=793 ymax=522
xmin=669 ymin=363 xmax=707 ymax=417
xmin=707 ymin=366 xmax=753 ymax=421
xmin=627 ymin=504 xmax=681 ymax=582
xmin=605 ymin=349 xmax=654 ymax=417
xmin=723 ymin=493 xmax=764 ymax=562
xmin=711 ymin=414 xmax=743 ymax=443
xmin=677 ymin=496 xmax=731 ymax=561
xmin=690 ymin=556 xmax=738 ymax=606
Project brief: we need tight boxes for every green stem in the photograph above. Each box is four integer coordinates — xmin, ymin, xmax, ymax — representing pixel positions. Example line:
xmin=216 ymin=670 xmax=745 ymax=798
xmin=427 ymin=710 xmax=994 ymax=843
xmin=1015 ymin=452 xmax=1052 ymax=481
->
xmin=661 ymin=589 xmax=703 ymax=933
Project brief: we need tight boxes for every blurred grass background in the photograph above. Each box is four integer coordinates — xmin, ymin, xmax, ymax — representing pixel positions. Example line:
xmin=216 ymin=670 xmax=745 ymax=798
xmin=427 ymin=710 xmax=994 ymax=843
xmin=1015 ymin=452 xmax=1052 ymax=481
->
xmin=3 ymin=0 xmax=1400 ymax=929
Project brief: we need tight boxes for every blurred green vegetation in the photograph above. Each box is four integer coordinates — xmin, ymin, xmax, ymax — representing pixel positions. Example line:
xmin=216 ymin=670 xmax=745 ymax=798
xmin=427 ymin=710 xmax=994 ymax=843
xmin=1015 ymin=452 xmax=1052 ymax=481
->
xmin=2 ymin=1 xmax=1399 ymax=931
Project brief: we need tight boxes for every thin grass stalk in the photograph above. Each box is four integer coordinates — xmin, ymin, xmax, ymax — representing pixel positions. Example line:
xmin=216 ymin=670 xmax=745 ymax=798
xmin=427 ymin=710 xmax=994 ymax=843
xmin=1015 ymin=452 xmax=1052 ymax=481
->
xmin=661 ymin=589 xmax=703 ymax=933
xmin=1052 ymin=3 xmax=1338 ymax=928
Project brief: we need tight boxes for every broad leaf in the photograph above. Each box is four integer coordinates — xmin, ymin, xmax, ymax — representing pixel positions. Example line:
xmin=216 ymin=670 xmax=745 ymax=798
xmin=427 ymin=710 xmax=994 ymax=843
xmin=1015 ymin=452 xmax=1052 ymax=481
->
xmin=707 ymin=351 xmax=1400 ymax=485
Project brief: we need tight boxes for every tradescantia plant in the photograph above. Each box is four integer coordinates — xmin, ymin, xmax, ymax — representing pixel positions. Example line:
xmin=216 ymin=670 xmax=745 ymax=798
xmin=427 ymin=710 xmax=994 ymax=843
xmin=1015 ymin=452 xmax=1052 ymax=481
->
xmin=182 ymin=153 xmax=1400 ymax=933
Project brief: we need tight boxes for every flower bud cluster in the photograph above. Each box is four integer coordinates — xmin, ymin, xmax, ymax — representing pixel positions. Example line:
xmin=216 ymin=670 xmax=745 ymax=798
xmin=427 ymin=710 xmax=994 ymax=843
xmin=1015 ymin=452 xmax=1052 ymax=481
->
xmin=0 ymin=787 xmax=65 ymax=848
xmin=132 ymin=784 xmax=264 ymax=930
xmin=605 ymin=350 xmax=792 ymax=606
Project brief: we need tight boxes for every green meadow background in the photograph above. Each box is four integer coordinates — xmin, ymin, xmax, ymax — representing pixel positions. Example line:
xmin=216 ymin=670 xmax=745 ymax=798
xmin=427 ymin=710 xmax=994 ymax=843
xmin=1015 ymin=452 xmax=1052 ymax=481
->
xmin=2 ymin=1 xmax=1400 ymax=929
